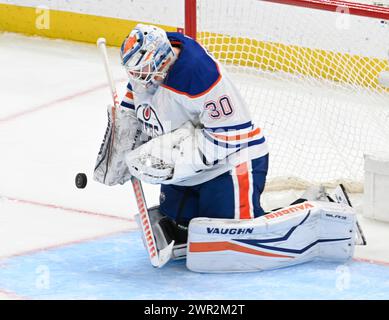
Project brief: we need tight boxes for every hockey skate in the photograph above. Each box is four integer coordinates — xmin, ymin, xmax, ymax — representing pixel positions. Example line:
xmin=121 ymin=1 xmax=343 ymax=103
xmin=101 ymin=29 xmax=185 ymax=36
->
xmin=134 ymin=206 xmax=175 ymax=267
xmin=135 ymin=206 xmax=188 ymax=264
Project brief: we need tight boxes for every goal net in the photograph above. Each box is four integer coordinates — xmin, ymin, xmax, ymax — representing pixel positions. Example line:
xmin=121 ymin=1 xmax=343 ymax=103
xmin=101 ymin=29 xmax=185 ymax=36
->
xmin=186 ymin=0 xmax=389 ymax=192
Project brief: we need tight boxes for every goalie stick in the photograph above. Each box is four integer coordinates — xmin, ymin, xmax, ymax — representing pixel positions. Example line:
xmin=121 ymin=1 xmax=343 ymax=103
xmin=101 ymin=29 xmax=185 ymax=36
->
xmin=96 ymin=38 xmax=174 ymax=267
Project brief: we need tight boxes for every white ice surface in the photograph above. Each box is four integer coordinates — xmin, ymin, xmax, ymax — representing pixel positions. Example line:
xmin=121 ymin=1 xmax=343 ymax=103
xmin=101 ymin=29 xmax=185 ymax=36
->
xmin=0 ymin=34 xmax=160 ymax=260
xmin=0 ymin=33 xmax=388 ymax=298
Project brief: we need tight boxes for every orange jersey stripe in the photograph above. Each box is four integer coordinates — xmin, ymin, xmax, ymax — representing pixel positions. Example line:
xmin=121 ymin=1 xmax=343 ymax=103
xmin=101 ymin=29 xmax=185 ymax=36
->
xmin=125 ymin=91 xmax=134 ymax=100
xmin=236 ymin=163 xmax=251 ymax=219
xmin=211 ymin=127 xmax=261 ymax=141
xmin=189 ymin=241 xmax=293 ymax=258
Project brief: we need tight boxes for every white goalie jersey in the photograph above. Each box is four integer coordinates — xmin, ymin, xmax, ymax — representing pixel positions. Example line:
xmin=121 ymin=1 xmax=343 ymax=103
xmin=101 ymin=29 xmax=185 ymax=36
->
xmin=120 ymin=32 xmax=268 ymax=186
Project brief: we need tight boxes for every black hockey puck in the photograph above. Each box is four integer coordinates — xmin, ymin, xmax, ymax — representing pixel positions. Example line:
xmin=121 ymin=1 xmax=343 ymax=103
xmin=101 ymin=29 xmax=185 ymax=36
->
xmin=75 ymin=173 xmax=87 ymax=189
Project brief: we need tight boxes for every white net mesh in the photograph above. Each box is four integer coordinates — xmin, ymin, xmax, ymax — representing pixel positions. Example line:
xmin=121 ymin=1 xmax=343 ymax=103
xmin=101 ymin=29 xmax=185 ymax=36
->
xmin=196 ymin=0 xmax=389 ymax=191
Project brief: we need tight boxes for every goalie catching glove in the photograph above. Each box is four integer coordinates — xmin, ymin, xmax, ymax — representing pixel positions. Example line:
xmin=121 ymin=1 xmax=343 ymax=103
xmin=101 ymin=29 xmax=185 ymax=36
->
xmin=126 ymin=121 xmax=210 ymax=185
xmin=94 ymin=105 xmax=144 ymax=186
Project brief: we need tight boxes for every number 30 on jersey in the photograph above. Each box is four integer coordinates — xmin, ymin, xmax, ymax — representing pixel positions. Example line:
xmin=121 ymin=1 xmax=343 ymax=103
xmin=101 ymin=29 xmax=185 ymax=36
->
xmin=205 ymin=95 xmax=234 ymax=119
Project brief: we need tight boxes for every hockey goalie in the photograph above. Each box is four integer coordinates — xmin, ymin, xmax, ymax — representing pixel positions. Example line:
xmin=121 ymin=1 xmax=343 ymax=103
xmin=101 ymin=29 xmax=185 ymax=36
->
xmin=93 ymin=24 xmax=365 ymax=272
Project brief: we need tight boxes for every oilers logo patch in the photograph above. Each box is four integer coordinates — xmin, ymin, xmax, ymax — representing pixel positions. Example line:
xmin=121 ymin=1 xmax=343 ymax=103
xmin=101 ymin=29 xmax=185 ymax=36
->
xmin=136 ymin=103 xmax=164 ymax=137
xmin=143 ymin=105 xmax=152 ymax=121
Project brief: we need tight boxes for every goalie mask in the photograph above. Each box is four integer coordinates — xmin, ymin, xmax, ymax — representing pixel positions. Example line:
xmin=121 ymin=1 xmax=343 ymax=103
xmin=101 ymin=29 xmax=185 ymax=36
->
xmin=120 ymin=24 xmax=177 ymax=87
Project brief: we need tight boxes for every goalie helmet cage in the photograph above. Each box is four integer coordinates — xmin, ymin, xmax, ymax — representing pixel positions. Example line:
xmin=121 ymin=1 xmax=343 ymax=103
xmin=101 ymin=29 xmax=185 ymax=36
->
xmin=184 ymin=0 xmax=389 ymax=192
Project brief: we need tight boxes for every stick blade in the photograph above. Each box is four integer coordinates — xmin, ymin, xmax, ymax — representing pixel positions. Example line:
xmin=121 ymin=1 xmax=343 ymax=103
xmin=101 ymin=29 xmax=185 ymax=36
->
xmin=156 ymin=241 xmax=175 ymax=268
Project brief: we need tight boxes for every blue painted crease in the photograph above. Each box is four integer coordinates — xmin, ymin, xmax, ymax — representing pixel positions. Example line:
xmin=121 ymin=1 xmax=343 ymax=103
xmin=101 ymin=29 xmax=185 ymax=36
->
xmin=0 ymin=231 xmax=388 ymax=300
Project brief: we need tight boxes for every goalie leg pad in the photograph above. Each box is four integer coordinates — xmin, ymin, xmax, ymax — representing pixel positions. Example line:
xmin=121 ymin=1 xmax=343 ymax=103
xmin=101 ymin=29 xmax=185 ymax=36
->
xmin=186 ymin=201 xmax=357 ymax=273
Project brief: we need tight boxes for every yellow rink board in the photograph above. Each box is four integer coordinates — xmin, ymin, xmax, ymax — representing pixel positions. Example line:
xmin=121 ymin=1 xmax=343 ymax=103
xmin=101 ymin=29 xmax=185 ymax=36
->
xmin=0 ymin=3 xmax=176 ymax=46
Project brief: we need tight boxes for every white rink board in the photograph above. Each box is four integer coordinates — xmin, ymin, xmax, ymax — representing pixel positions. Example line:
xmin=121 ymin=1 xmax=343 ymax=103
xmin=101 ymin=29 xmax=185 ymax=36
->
xmin=2 ymin=0 xmax=388 ymax=57
xmin=0 ymin=0 xmax=185 ymax=27
xmin=199 ymin=0 xmax=389 ymax=58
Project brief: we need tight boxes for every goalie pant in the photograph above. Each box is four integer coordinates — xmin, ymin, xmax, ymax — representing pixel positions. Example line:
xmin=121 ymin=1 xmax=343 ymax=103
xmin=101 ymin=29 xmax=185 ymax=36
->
xmin=159 ymin=154 xmax=268 ymax=230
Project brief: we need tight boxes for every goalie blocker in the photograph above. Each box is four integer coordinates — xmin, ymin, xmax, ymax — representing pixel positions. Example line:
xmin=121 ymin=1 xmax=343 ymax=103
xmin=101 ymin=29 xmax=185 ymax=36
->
xmin=186 ymin=200 xmax=358 ymax=273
